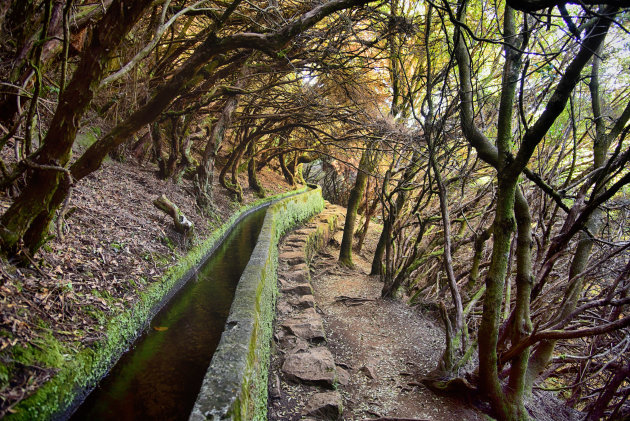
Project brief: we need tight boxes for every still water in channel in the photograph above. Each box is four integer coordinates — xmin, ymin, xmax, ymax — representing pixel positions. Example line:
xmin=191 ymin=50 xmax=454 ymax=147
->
xmin=71 ymin=206 xmax=267 ymax=420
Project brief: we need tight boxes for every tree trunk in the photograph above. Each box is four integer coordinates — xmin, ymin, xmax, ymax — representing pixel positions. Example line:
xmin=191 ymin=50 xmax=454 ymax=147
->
xmin=428 ymin=136 xmax=464 ymax=370
xmin=247 ymin=141 xmax=265 ymax=198
xmin=153 ymin=194 xmax=194 ymax=236
xmin=0 ymin=0 xmax=154 ymax=256
xmin=165 ymin=117 xmax=182 ymax=179
xmin=152 ymin=122 xmax=169 ymax=178
xmin=453 ymin=4 xmax=528 ymax=418
xmin=370 ymin=151 xmax=420 ymax=275
xmin=131 ymin=129 xmax=152 ymax=163
xmin=219 ymin=135 xmax=250 ymax=200
xmin=195 ymin=60 xmax=250 ymax=210
xmin=468 ymin=226 xmax=492 ymax=289
xmin=230 ymin=141 xmax=245 ymax=202
xmin=279 ymin=153 xmax=294 ymax=186
xmin=339 ymin=149 xmax=371 ymax=267
xmin=504 ymin=188 xmax=534 ymax=416
xmin=585 ymin=362 xmax=630 ymax=421
xmin=382 ymin=218 xmax=425 ymax=298
xmin=356 ymin=193 xmax=378 ymax=253
xmin=478 ymin=181 xmax=517 ymax=420
xmin=370 ymin=222 xmax=388 ymax=275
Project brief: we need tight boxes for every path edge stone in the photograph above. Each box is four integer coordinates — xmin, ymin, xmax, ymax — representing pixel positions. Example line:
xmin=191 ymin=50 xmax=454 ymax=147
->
xmin=268 ymin=202 xmax=346 ymax=420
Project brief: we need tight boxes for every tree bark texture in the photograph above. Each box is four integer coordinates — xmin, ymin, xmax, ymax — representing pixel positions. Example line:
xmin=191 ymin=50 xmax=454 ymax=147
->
xmin=153 ymin=194 xmax=194 ymax=236
xmin=195 ymin=60 xmax=251 ymax=210
xmin=0 ymin=0 xmax=154 ymax=255
xmin=339 ymin=149 xmax=371 ymax=267
xmin=451 ymin=2 xmax=615 ymax=417
xmin=247 ymin=142 xmax=265 ymax=198
xmin=585 ymin=361 xmax=630 ymax=421
xmin=370 ymin=151 xmax=421 ymax=275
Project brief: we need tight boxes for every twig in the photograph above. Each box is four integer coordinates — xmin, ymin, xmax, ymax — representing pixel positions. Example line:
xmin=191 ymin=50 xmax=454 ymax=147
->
xmin=361 ymin=418 xmax=430 ymax=421
xmin=334 ymin=295 xmax=375 ymax=306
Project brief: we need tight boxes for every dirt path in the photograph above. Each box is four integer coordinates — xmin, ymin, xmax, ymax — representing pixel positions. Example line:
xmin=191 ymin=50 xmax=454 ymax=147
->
xmin=308 ymin=216 xmax=486 ymax=421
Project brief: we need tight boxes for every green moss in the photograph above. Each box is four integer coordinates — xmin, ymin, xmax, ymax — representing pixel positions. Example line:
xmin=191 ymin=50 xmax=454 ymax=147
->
xmin=0 ymin=364 xmax=9 ymax=389
xmin=12 ymin=333 xmax=66 ymax=369
xmin=188 ymin=186 xmax=324 ymax=421
xmin=74 ymin=127 xmax=100 ymax=150
xmin=233 ymin=187 xmax=324 ymax=420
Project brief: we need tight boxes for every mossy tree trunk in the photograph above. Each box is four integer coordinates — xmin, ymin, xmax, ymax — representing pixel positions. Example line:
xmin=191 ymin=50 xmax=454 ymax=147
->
xmin=220 ymin=131 xmax=258 ymax=201
xmin=468 ymin=226 xmax=492 ymax=289
xmin=153 ymin=194 xmax=194 ymax=236
xmin=152 ymin=121 xmax=169 ymax=178
xmin=452 ymin=2 xmax=615 ymax=418
xmin=422 ymin=6 xmax=464 ymax=367
xmin=165 ymin=117 xmax=182 ymax=179
xmin=370 ymin=223 xmax=387 ymax=275
xmin=195 ymin=60 xmax=250 ymax=211
xmin=287 ymin=154 xmax=314 ymax=185
xmin=428 ymin=142 xmax=464 ymax=364
xmin=371 ymin=150 xmax=421 ymax=276
xmin=0 ymin=0 xmax=154 ymax=257
xmin=355 ymin=192 xmax=378 ymax=253
xmin=339 ymin=148 xmax=372 ymax=267
xmin=278 ymin=153 xmax=295 ymax=186
xmin=230 ymin=139 xmax=246 ymax=202
xmin=247 ymin=141 xmax=265 ymax=198
xmin=505 ymin=188 xmax=534 ymax=415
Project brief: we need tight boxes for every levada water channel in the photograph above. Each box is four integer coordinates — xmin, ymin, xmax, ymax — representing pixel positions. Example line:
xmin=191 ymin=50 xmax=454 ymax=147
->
xmin=70 ymin=206 xmax=268 ymax=420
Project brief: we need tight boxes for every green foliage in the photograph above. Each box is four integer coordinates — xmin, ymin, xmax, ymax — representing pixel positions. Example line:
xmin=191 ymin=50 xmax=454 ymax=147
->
xmin=109 ymin=241 xmax=125 ymax=252
xmin=0 ymin=364 xmax=9 ymax=389
xmin=160 ymin=235 xmax=176 ymax=251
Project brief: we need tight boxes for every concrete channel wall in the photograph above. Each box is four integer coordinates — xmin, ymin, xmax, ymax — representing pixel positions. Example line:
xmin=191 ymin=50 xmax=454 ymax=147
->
xmin=189 ymin=186 xmax=325 ymax=421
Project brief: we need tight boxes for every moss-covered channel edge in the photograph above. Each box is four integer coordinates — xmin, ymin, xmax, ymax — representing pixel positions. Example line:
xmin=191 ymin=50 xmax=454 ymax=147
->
xmin=189 ymin=186 xmax=325 ymax=421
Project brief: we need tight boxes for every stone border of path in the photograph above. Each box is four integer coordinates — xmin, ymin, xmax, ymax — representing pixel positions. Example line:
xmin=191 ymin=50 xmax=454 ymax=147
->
xmin=269 ymin=203 xmax=348 ymax=421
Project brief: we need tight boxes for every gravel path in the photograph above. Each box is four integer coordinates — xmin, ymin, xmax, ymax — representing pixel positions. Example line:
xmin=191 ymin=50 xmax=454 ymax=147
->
xmin=308 ymin=225 xmax=486 ymax=421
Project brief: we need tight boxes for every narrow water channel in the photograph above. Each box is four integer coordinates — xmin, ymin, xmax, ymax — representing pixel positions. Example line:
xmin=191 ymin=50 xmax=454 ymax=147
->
xmin=70 ymin=206 xmax=268 ymax=420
